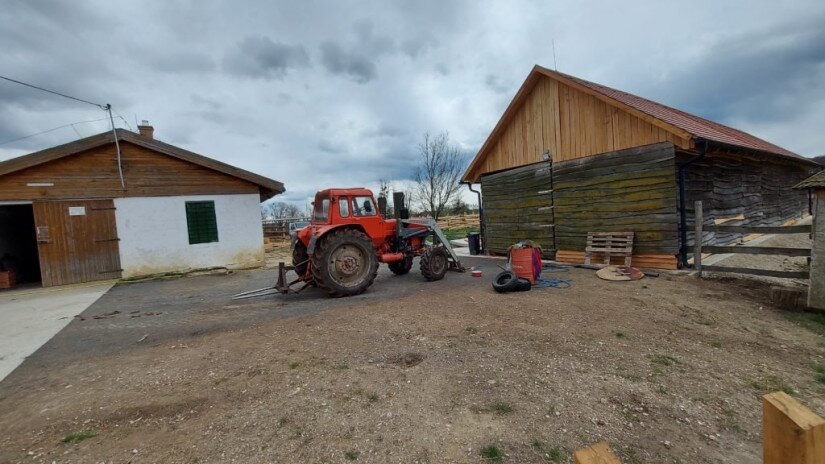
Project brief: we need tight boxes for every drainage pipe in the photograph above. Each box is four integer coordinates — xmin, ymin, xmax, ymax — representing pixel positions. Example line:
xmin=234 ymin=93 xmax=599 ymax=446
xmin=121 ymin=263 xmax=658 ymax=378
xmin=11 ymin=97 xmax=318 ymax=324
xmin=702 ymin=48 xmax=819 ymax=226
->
xmin=462 ymin=181 xmax=484 ymax=253
xmin=677 ymin=138 xmax=707 ymax=268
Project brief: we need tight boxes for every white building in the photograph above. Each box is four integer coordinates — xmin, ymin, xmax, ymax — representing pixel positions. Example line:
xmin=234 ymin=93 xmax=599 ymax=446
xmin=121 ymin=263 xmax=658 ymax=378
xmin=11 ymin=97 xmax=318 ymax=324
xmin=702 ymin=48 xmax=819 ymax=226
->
xmin=0 ymin=125 xmax=284 ymax=286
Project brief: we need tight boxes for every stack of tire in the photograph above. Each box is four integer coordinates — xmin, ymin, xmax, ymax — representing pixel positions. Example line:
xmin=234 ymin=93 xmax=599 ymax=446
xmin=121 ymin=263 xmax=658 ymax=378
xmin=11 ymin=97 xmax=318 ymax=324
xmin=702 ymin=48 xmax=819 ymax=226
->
xmin=492 ymin=270 xmax=531 ymax=293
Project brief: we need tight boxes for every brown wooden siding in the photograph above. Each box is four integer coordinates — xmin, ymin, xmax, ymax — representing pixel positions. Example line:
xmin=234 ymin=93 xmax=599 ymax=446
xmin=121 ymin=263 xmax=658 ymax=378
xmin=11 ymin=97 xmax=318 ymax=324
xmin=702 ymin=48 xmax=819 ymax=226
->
xmin=481 ymin=162 xmax=554 ymax=255
xmin=33 ymin=199 xmax=122 ymax=286
xmin=467 ymin=77 xmax=690 ymax=181
xmin=0 ymin=141 xmax=259 ymax=201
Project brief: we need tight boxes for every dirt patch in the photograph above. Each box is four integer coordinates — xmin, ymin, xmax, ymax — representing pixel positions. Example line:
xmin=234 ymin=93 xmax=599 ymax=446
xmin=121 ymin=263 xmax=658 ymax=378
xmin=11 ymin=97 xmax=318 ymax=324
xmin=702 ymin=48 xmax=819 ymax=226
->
xmin=388 ymin=352 xmax=426 ymax=368
xmin=1 ymin=268 xmax=824 ymax=463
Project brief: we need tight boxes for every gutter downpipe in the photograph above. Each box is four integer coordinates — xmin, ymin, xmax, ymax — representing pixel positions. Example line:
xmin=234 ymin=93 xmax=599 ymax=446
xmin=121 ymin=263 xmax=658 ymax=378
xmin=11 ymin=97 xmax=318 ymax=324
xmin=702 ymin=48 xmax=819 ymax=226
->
xmin=678 ymin=138 xmax=707 ymax=268
xmin=462 ymin=181 xmax=484 ymax=253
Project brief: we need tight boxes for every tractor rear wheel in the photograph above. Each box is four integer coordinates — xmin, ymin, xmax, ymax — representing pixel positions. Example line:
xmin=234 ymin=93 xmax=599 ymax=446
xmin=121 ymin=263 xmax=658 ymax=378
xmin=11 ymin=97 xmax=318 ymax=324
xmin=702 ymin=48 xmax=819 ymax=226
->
xmin=312 ymin=229 xmax=378 ymax=297
xmin=420 ymin=246 xmax=449 ymax=281
xmin=388 ymin=257 xmax=413 ymax=275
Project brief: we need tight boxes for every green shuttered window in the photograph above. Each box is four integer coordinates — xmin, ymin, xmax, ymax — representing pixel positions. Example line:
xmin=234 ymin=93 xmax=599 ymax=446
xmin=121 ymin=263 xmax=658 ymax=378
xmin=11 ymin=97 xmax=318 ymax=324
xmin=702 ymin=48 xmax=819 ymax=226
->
xmin=185 ymin=201 xmax=219 ymax=244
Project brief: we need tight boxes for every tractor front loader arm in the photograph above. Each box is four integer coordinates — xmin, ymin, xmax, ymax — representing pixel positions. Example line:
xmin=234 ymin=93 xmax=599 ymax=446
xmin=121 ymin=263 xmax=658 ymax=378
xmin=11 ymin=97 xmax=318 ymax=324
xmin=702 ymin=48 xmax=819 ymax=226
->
xmin=402 ymin=219 xmax=465 ymax=272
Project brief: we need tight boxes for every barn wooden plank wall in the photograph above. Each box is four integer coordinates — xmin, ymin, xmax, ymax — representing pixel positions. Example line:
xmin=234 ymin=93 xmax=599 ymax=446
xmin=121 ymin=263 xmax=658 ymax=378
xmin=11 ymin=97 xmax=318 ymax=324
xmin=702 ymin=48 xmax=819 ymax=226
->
xmin=681 ymin=150 xmax=815 ymax=249
xmin=552 ymin=142 xmax=680 ymax=269
xmin=0 ymin=141 xmax=258 ymax=201
xmin=465 ymin=76 xmax=691 ymax=182
xmin=481 ymin=162 xmax=554 ymax=255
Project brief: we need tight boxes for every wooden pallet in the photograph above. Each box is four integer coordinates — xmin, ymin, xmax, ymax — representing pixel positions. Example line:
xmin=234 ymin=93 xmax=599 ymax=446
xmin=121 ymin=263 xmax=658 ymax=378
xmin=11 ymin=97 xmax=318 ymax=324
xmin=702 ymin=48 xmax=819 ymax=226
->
xmin=585 ymin=232 xmax=634 ymax=266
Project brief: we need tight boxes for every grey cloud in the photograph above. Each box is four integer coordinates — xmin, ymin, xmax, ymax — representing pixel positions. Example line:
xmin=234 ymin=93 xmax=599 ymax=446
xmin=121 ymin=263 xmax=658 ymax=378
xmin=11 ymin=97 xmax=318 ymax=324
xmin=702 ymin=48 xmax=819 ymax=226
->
xmin=317 ymin=139 xmax=344 ymax=154
xmin=153 ymin=53 xmax=216 ymax=73
xmin=647 ymin=15 xmax=825 ymax=124
xmin=319 ymin=42 xmax=377 ymax=83
xmin=484 ymin=74 xmax=511 ymax=94
xmin=223 ymin=35 xmax=310 ymax=79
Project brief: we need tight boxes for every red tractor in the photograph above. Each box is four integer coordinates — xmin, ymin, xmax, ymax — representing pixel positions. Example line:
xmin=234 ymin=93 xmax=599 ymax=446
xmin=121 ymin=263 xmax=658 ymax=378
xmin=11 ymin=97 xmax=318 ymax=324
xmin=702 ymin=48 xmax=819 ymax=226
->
xmin=277 ymin=188 xmax=464 ymax=297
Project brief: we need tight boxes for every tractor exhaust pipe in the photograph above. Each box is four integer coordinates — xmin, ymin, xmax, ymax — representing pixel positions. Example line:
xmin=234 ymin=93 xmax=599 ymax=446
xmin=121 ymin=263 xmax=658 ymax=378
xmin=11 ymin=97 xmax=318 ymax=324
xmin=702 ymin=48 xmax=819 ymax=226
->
xmin=380 ymin=252 xmax=405 ymax=263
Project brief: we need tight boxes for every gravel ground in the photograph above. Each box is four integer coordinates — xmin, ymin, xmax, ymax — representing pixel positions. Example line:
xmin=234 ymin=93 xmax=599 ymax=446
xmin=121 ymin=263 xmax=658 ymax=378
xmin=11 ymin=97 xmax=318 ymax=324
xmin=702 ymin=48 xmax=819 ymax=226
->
xmin=1 ymin=264 xmax=824 ymax=463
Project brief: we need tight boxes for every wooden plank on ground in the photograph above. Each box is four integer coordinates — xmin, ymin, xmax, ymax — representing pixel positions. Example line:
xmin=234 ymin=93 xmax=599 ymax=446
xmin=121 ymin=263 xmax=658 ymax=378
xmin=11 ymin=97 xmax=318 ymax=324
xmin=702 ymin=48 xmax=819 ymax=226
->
xmin=573 ymin=442 xmax=622 ymax=464
xmin=763 ymin=391 xmax=825 ymax=464
xmin=701 ymin=266 xmax=809 ymax=279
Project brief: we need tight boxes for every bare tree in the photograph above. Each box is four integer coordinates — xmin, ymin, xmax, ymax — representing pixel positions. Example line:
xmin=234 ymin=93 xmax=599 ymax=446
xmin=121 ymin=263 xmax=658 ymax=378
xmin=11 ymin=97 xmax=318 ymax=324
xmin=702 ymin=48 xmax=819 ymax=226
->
xmin=414 ymin=132 xmax=465 ymax=220
xmin=377 ymin=178 xmax=394 ymax=217
xmin=261 ymin=201 xmax=302 ymax=220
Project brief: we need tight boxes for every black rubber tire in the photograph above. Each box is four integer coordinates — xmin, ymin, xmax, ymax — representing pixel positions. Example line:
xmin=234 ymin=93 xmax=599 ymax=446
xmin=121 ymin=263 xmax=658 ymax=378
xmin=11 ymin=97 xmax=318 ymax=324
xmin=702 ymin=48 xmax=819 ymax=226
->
xmin=492 ymin=271 xmax=519 ymax=293
xmin=388 ymin=257 xmax=413 ymax=275
xmin=514 ymin=278 xmax=532 ymax=291
xmin=292 ymin=241 xmax=309 ymax=277
xmin=311 ymin=229 xmax=378 ymax=297
xmin=420 ymin=246 xmax=449 ymax=281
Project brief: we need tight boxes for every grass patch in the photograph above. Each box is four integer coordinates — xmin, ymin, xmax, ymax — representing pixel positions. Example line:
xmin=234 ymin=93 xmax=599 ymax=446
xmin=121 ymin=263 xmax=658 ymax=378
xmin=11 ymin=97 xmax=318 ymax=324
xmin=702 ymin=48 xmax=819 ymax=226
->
xmin=719 ymin=408 xmax=741 ymax=432
xmin=344 ymin=450 xmax=360 ymax=460
xmin=815 ymin=365 xmax=825 ymax=384
xmin=545 ymin=446 xmax=565 ymax=462
xmin=465 ymin=326 xmax=478 ymax=335
xmin=288 ymin=361 xmax=300 ymax=369
xmin=615 ymin=331 xmax=626 ymax=338
xmin=655 ymin=384 xmax=667 ymax=395
xmin=785 ymin=312 xmax=825 ymax=338
xmin=650 ymin=354 xmax=679 ymax=366
xmin=492 ymin=401 xmax=513 ymax=414
xmin=61 ymin=430 xmax=96 ymax=443
xmin=710 ymin=341 xmax=722 ymax=348
xmin=366 ymin=392 xmax=379 ymax=403
xmin=480 ymin=444 xmax=504 ymax=462
xmin=443 ymin=227 xmax=478 ymax=241
xmin=334 ymin=363 xmax=349 ymax=370
xmin=751 ymin=375 xmax=795 ymax=395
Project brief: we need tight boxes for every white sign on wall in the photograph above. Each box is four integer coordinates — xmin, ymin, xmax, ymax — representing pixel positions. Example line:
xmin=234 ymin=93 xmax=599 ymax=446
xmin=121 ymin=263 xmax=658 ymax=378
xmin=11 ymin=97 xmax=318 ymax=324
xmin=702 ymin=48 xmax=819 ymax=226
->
xmin=68 ymin=206 xmax=86 ymax=216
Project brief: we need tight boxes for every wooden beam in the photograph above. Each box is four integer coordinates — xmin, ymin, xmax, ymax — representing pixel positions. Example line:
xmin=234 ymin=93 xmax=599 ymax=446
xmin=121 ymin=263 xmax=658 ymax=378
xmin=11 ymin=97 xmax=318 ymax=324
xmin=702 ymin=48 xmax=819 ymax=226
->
xmin=574 ymin=442 xmax=622 ymax=464
xmin=702 ymin=224 xmax=812 ymax=234
xmin=694 ymin=201 xmax=703 ymax=274
xmin=702 ymin=246 xmax=811 ymax=257
xmin=763 ymin=391 xmax=825 ymax=464
xmin=702 ymin=266 xmax=809 ymax=279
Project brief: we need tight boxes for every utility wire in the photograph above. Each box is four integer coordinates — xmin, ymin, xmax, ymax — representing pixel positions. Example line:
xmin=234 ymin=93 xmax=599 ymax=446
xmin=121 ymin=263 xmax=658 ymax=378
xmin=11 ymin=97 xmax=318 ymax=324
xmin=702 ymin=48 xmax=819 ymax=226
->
xmin=0 ymin=117 xmax=111 ymax=146
xmin=0 ymin=75 xmax=108 ymax=110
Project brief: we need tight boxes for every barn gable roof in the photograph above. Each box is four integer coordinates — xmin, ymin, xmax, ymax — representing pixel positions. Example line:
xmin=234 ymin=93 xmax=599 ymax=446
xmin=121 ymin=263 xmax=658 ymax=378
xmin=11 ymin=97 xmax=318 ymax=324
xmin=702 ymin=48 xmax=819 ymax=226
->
xmin=0 ymin=129 xmax=284 ymax=198
xmin=464 ymin=65 xmax=814 ymax=181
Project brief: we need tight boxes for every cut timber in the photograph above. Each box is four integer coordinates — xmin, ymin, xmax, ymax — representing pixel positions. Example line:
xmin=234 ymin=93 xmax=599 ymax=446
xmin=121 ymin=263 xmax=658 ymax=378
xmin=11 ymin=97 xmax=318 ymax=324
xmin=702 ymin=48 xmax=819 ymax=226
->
xmin=763 ymin=391 xmax=825 ymax=464
xmin=556 ymin=250 xmax=678 ymax=270
xmin=573 ymin=442 xmax=623 ymax=464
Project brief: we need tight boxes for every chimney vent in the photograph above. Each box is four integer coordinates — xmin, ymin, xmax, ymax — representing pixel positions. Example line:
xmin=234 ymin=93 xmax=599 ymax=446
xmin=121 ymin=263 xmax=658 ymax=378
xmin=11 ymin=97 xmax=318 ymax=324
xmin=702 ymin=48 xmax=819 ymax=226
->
xmin=137 ymin=121 xmax=154 ymax=139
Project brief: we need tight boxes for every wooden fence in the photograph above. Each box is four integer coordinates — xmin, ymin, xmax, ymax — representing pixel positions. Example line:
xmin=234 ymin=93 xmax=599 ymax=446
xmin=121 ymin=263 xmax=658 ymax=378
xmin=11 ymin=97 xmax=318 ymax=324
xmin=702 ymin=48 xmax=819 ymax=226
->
xmin=573 ymin=392 xmax=825 ymax=463
xmin=436 ymin=213 xmax=479 ymax=230
xmin=262 ymin=217 xmax=309 ymax=241
xmin=693 ymin=201 xmax=811 ymax=279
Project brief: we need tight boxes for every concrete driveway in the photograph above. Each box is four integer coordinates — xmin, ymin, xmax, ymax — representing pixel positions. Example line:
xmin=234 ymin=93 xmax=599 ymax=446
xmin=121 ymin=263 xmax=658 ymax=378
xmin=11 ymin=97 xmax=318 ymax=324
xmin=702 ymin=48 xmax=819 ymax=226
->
xmin=0 ymin=281 xmax=115 ymax=381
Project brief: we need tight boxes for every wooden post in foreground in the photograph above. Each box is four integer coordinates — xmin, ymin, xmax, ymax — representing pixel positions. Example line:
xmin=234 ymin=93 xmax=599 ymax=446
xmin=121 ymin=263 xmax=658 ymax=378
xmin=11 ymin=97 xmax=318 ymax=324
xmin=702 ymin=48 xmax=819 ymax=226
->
xmin=694 ymin=200 xmax=703 ymax=274
xmin=764 ymin=391 xmax=825 ymax=464
xmin=574 ymin=442 xmax=622 ymax=464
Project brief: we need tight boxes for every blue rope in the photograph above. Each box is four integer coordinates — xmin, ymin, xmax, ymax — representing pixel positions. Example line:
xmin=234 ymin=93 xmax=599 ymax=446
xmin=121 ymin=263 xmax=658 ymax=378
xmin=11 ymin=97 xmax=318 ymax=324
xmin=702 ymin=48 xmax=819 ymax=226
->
xmin=533 ymin=277 xmax=572 ymax=288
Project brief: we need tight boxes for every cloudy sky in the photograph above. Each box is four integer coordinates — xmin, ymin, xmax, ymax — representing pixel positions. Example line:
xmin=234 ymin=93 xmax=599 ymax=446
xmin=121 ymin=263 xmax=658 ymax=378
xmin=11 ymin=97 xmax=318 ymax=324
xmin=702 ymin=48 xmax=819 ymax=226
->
xmin=1 ymin=0 xmax=824 ymax=208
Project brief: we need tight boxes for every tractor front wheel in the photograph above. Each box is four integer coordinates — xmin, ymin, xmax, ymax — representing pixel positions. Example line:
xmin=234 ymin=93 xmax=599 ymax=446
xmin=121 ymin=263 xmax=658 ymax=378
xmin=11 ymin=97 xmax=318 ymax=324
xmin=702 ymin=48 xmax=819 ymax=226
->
xmin=312 ymin=229 xmax=378 ymax=297
xmin=420 ymin=246 xmax=449 ymax=281
xmin=388 ymin=257 xmax=413 ymax=275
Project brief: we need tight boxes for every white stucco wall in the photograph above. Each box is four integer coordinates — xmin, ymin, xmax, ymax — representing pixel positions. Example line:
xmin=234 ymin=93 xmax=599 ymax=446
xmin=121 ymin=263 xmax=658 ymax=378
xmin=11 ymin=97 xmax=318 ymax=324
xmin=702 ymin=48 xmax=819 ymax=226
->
xmin=114 ymin=194 xmax=264 ymax=278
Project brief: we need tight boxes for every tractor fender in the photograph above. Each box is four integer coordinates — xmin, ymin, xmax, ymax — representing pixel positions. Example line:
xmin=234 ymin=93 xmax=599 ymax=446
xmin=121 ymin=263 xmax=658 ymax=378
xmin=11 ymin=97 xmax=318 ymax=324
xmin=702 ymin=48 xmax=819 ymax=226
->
xmin=306 ymin=224 xmax=368 ymax=255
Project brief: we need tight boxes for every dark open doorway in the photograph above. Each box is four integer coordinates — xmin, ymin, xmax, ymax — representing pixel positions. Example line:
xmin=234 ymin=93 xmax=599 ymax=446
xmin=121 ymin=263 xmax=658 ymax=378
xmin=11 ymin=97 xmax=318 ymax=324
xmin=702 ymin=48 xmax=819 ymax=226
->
xmin=0 ymin=204 xmax=41 ymax=284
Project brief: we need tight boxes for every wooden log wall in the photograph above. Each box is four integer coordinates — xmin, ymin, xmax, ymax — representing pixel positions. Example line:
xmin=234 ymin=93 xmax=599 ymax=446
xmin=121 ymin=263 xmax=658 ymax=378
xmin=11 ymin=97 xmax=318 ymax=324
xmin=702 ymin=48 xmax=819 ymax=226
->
xmin=680 ymin=150 xmax=815 ymax=249
xmin=553 ymin=142 xmax=680 ymax=268
xmin=480 ymin=162 xmax=554 ymax=255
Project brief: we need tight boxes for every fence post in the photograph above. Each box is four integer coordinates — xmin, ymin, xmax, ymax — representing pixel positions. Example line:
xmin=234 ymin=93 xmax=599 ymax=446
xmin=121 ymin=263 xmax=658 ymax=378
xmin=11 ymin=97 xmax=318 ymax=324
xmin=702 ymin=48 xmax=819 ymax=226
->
xmin=763 ymin=391 xmax=825 ymax=464
xmin=694 ymin=200 xmax=703 ymax=275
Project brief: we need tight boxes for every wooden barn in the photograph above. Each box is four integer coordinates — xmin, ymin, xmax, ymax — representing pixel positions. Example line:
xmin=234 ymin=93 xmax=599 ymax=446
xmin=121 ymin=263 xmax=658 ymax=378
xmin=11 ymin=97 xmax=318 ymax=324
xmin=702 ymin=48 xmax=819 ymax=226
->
xmin=463 ymin=65 xmax=819 ymax=269
xmin=0 ymin=124 xmax=284 ymax=287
